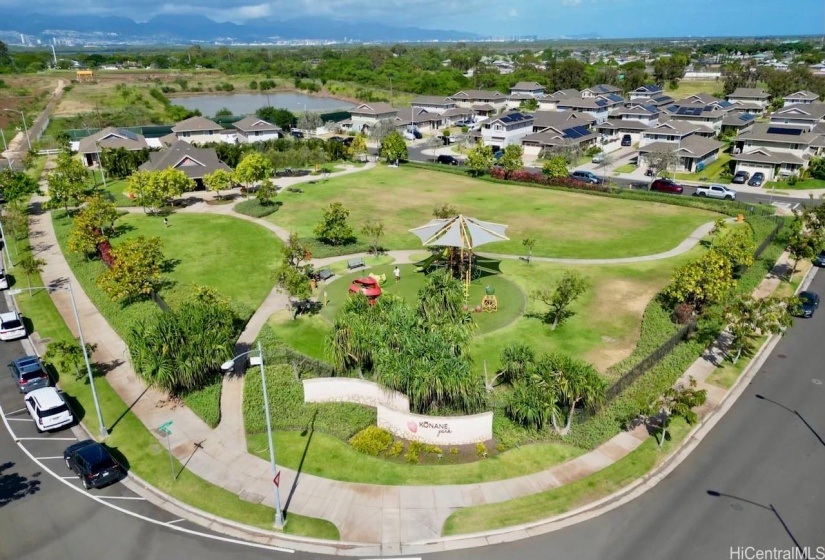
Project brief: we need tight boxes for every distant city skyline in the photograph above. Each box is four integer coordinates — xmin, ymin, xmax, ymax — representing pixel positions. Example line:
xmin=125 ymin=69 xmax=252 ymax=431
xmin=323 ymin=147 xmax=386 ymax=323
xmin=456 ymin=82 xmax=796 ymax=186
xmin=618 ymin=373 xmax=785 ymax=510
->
xmin=0 ymin=0 xmax=823 ymax=39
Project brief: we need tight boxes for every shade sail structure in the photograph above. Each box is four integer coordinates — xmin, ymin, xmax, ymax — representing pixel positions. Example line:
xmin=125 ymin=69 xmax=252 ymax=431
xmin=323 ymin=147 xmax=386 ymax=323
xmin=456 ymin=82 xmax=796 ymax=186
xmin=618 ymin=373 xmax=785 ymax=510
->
xmin=409 ymin=215 xmax=509 ymax=250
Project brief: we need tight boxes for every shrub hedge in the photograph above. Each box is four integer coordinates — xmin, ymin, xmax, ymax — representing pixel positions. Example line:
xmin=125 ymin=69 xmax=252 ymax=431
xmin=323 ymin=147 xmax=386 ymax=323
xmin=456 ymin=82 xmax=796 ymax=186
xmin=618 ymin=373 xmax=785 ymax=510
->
xmin=300 ymin=237 xmax=372 ymax=259
xmin=180 ymin=373 xmax=223 ymax=428
xmin=349 ymin=426 xmax=393 ymax=456
xmin=234 ymin=199 xmax=280 ymax=218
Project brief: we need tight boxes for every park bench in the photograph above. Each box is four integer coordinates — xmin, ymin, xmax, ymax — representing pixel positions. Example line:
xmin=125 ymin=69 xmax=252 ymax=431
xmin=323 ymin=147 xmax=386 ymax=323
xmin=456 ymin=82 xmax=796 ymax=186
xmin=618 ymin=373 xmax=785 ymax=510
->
xmin=347 ymin=257 xmax=365 ymax=270
xmin=317 ymin=268 xmax=334 ymax=282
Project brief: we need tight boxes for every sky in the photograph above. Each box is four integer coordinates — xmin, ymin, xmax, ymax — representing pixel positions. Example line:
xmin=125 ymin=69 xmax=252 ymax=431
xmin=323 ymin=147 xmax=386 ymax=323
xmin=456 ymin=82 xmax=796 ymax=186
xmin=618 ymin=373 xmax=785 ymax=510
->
xmin=0 ymin=0 xmax=823 ymax=38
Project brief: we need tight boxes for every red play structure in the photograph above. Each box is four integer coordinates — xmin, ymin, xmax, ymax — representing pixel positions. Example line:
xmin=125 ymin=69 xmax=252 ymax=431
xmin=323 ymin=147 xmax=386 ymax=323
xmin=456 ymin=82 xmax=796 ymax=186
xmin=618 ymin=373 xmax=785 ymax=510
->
xmin=348 ymin=277 xmax=382 ymax=304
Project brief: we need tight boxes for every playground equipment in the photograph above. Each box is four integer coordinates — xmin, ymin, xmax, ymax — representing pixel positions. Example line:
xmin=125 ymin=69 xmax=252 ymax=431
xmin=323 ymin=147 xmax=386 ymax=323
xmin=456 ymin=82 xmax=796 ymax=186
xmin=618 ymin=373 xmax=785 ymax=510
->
xmin=409 ymin=215 xmax=509 ymax=298
xmin=482 ymin=285 xmax=498 ymax=313
xmin=348 ymin=277 xmax=382 ymax=304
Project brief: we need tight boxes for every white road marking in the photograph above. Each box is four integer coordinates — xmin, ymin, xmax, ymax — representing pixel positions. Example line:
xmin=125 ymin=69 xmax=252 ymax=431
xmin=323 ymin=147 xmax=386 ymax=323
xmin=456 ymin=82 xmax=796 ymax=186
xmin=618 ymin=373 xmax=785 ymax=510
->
xmin=166 ymin=519 xmax=185 ymax=525
xmin=5 ymin=407 xmax=27 ymax=415
xmin=16 ymin=437 xmax=77 ymax=441
xmin=98 ymin=496 xmax=146 ymax=501
xmin=6 ymin=418 xmax=34 ymax=422
xmin=0 ymin=400 xmax=294 ymax=554
xmin=61 ymin=476 xmax=77 ymax=480
xmin=36 ymin=456 xmax=64 ymax=460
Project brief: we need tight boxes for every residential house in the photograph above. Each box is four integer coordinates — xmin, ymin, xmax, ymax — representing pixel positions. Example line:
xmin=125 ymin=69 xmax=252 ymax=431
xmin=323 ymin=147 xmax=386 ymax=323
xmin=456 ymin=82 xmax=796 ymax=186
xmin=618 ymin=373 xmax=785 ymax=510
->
xmin=138 ymin=140 xmax=231 ymax=189
xmin=769 ymin=103 xmax=825 ymax=131
xmin=580 ymin=84 xmax=622 ymax=98
xmin=448 ymin=90 xmax=508 ymax=112
xmin=638 ymin=135 xmax=725 ymax=173
xmin=522 ymin=112 xmax=597 ymax=156
xmin=394 ymin=108 xmax=447 ymax=132
xmin=595 ymin=105 xmax=661 ymax=148
xmin=538 ymin=89 xmax=579 ymax=111
xmin=171 ymin=116 xmax=226 ymax=144
xmin=731 ymin=123 xmax=820 ymax=180
xmin=726 ymin=87 xmax=770 ymax=114
xmin=661 ymin=96 xmax=734 ymax=132
xmin=640 ymin=120 xmax=715 ymax=148
xmin=629 ymin=84 xmax=664 ymax=101
xmin=509 ymin=81 xmax=546 ymax=97
xmin=409 ymin=96 xmax=457 ymax=114
xmin=506 ymin=93 xmax=540 ymax=110
xmin=77 ymin=127 xmax=152 ymax=167
xmin=555 ymin=93 xmax=624 ymax=124
xmin=783 ymin=90 xmax=820 ymax=107
xmin=720 ymin=112 xmax=757 ymax=136
xmin=349 ymin=102 xmax=399 ymax=134
xmin=476 ymin=111 xmax=534 ymax=149
xmin=441 ymin=107 xmax=475 ymax=125
xmin=232 ymin=116 xmax=282 ymax=144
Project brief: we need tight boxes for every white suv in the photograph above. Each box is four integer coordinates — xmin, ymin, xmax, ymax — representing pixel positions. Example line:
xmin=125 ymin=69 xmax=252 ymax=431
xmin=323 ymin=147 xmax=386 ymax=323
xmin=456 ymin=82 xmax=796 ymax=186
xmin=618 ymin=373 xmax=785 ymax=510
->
xmin=0 ymin=310 xmax=25 ymax=341
xmin=25 ymin=387 xmax=74 ymax=432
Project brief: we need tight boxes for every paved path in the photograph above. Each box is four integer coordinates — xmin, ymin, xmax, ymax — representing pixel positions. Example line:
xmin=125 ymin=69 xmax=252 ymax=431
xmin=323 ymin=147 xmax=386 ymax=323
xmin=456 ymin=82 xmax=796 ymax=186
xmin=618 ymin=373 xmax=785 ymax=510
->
xmin=24 ymin=155 xmax=788 ymax=546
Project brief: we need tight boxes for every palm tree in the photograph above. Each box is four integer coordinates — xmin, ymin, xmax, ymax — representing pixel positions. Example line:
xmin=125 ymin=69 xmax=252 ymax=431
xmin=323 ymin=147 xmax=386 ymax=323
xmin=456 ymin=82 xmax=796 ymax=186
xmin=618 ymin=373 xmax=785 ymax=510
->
xmin=487 ymin=342 xmax=535 ymax=390
xmin=547 ymin=354 xmax=606 ymax=436
xmin=18 ymin=254 xmax=46 ymax=297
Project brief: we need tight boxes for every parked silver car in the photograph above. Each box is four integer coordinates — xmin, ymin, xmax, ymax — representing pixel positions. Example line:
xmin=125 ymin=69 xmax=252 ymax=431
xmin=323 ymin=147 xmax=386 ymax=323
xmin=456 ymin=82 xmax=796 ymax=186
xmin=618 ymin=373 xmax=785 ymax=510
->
xmin=9 ymin=355 xmax=50 ymax=394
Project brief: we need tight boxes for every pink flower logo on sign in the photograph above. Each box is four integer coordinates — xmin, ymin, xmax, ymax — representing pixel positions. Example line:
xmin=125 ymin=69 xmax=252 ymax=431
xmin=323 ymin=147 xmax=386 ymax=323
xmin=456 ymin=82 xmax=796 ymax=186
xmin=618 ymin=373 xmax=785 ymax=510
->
xmin=407 ymin=420 xmax=418 ymax=433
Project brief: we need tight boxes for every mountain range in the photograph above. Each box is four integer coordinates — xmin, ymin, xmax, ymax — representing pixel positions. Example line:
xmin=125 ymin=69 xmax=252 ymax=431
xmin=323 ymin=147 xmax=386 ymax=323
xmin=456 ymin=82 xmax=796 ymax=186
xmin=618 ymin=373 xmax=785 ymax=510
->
xmin=0 ymin=13 xmax=481 ymax=44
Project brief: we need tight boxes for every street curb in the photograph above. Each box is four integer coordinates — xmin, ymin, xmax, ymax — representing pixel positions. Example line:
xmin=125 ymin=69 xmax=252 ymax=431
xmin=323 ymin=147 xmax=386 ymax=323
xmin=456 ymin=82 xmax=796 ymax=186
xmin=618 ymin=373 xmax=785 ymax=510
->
xmin=396 ymin=261 xmax=819 ymax=555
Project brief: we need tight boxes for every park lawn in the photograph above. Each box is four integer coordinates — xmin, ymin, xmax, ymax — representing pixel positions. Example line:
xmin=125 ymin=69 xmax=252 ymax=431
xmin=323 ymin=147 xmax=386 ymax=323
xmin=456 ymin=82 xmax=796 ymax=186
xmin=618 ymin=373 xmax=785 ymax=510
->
xmin=101 ymin=178 xmax=139 ymax=207
xmin=441 ymin=418 xmax=691 ymax=536
xmin=249 ymin=430 xmax=584 ymax=486
xmin=267 ymin=166 xmax=718 ymax=259
xmin=53 ymin=212 xmax=283 ymax=331
xmin=667 ymin=80 xmax=723 ymax=98
xmin=14 ymin=221 xmax=338 ymax=540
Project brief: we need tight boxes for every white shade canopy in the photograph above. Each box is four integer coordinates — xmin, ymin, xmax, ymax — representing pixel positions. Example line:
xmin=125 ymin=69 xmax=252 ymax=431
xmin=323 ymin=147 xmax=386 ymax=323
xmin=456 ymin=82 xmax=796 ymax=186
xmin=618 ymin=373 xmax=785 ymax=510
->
xmin=409 ymin=215 xmax=509 ymax=250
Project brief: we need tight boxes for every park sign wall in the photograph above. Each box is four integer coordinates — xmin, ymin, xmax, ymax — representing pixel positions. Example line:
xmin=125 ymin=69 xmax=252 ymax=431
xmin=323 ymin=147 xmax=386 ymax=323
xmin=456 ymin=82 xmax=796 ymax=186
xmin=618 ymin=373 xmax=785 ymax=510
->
xmin=303 ymin=378 xmax=493 ymax=445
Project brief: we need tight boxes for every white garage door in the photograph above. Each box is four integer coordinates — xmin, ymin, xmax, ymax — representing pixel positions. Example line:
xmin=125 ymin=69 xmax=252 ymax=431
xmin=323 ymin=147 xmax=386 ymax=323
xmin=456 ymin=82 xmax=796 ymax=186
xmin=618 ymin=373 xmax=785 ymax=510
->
xmin=736 ymin=162 xmax=774 ymax=180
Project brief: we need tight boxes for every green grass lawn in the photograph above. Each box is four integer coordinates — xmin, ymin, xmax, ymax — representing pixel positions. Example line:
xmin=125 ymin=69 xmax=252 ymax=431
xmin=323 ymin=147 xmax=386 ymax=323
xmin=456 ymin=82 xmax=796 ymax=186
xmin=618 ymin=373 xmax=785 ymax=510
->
xmin=267 ymin=166 xmax=718 ymax=259
xmin=441 ymin=418 xmax=691 ymax=535
xmin=100 ymin=178 xmax=139 ymax=207
xmin=249 ymin=431 xmax=584 ymax=486
xmin=15 ymin=216 xmax=337 ymax=539
xmin=614 ymin=163 xmax=636 ymax=174
xmin=53 ymin=212 xmax=283 ymax=329
xmin=675 ymin=153 xmax=732 ymax=183
xmin=765 ymin=178 xmax=825 ymax=190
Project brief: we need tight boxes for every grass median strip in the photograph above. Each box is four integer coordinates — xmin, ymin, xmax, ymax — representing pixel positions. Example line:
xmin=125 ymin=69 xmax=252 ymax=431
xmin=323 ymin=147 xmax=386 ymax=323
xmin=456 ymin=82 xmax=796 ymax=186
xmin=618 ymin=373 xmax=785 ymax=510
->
xmin=441 ymin=419 xmax=690 ymax=536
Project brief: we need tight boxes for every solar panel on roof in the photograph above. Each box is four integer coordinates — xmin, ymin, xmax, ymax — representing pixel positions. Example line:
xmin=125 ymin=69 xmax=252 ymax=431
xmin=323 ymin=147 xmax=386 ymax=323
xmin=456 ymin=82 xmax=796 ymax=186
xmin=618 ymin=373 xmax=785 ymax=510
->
xmin=740 ymin=114 xmax=756 ymax=122
xmin=766 ymin=127 xmax=803 ymax=136
xmin=595 ymin=99 xmax=608 ymax=107
xmin=563 ymin=125 xmax=591 ymax=139
xmin=608 ymin=93 xmax=623 ymax=102
xmin=116 ymin=128 xmax=139 ymax=141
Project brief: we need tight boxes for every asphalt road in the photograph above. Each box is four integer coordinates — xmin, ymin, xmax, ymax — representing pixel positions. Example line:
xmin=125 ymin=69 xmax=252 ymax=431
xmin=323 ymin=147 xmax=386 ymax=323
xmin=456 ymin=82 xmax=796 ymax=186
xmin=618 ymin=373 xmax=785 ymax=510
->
xmin=405 ymin=144 xmax=806 ymax=210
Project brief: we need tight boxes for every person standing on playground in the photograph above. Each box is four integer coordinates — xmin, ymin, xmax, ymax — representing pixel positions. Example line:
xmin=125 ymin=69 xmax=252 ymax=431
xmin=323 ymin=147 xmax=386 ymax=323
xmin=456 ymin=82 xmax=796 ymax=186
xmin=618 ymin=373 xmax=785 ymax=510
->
xmin=394 ymin=266 xmax=400 ymax=282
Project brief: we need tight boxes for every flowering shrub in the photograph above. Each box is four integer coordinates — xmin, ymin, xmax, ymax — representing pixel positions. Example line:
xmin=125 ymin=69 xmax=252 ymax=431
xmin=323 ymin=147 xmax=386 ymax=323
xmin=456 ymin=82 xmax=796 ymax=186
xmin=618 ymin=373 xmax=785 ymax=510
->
xmin=97 ymin=239 xmax=115 ymax=267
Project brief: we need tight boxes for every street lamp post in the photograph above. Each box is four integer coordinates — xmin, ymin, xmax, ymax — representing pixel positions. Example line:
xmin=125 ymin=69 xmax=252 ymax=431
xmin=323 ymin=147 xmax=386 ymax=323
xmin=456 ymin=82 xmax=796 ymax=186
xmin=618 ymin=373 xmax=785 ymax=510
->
xmin=11 ymin=283 xmax=107 ymax=438
xmin=95 ymin=141 xmax=107 ymax=188
xmin=0 ymin=212 xmax=14 ymax=271
xmin=4 ymin=109 xmax=31 ymax=151
xmin=221 ymin=341 xmax=285 ymax=529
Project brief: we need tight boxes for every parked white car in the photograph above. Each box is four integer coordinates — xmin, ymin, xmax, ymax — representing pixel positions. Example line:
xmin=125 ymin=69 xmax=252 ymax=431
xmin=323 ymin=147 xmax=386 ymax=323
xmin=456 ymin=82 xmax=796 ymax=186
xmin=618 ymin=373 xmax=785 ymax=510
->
xmin=591 ymin=152 xmax=606 ymax=164
xmin=0 ymin=269 xmax=7 ymax=290
xmin=0 ymin=310 xmax=25 ymax=340
xmin=694 ymin=184 xmax=737 ymax=200
xmin=25 ymin=387 xmax=74 ymax=432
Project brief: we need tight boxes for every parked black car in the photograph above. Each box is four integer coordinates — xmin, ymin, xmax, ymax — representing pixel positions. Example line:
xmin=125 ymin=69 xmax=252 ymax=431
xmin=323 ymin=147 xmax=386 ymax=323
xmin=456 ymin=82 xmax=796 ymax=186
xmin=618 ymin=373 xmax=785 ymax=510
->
xmin=63 ymin=440 xmax=122 ymax=490
xmin=747 ymin=172 xmax=765 ymax=187
xmin=621 ymin=134 xmax=632 ymax=146
xmin=795 ymin=291 xmax=820 ymax=318
xmin=732 ymin=170 xmax=750 ymax=184
xmin=290 ymin=130 xmax=305 ymax=139
xmin=815 ymin=250 xmax=825 ymax=267
xmin=436 ymin=155 xmax=459 ymax=165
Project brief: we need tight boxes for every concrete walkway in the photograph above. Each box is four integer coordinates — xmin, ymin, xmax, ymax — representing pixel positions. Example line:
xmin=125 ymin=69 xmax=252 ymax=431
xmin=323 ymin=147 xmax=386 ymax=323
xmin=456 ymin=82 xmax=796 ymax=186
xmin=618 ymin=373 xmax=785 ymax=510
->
xmin=24 ymin=153 xmax=795 ymax=548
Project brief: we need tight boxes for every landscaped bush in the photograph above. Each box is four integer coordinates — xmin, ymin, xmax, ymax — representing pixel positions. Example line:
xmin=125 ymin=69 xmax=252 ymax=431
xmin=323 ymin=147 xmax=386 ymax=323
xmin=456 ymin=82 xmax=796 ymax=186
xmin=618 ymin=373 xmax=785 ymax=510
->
xmin=349 ymin=426 xmax=393 ymax=456
xmin=243 ymin=362 xmax=375 ymax=440
xmin=299 ymin=237 xmax=372 ymax=259
xmin=234 ymin=199 xmax=280 ymax=218
xmin=180 ymin=373 xmax=223 ymax=428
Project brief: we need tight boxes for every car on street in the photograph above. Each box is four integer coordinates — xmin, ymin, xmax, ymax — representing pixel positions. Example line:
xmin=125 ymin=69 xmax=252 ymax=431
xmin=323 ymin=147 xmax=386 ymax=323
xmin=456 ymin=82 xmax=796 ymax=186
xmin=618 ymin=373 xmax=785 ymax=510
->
xmin=569 ymin=170 xmax=603 ymax=184
xmin=621 ymin=134 xmax=632 ymax=146
xmin=9 ymin=355 xmax=49 ymax=394
xmin=64 ymin=440 xmax=122 ymax=490
xmin=289 ymin=130 xmax=304 ymax=139
xmin=650 ymin=178 xmax=684 ymax=194
xmin=0 ymin=310 xmax=25 ymax=341
xmin=694 ymin=184 xmax=737 ymax=200
xmin=795 ymin=291 xmax=820 ymax=318
xmin=0 ymin=269 xmax=8 ymax=290
xmin=591 ymin=152 xmax=606 ymax=163
xmin=25 ymin=387 xmax=73 ymax=432
xmin=815 ymin=250 xmax=825 ymax=267
xmin=747 ymin=172 xmax=765 ymax=187
xmin=731 ymin=170 xmax=750 ymax=184
xmin=436 ymin=155 xmax=459 ymax=165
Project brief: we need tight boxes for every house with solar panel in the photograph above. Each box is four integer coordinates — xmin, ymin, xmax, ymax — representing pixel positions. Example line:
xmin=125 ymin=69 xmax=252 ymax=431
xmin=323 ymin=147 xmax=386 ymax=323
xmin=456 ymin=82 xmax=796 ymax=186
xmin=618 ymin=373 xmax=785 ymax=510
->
xmin=581 ymin=84 xmax=622 ymax=98
xmin=721 ymin=112 xmax=758 ymax=136
xmin=555 ymin=93 xmax=624 ymax=124
xmin=521 ymin=111 xmax=598 ymax=157
xmin=77 ymin=127 xmax=157 ymax=167
xmin=595 ymin=104 xmax=661 ymax=149
xmin=782 ymin=90 xmax=820 ymax=107
xmin=725 ymin=88 xmax=770 ymax=114
xmin=629 ymin=84 xmax=664 ymax=101
xmin=661 ymin=95 xmax=736 ymax=133
xmin=731 ymin=123 xmax=823 ymax=180
xmin=768 ymin=103 xmax=825 ymax=131
xmin=639 ymin=121 xmax=716 ymax=148
xmin=473 ymin=111 xmax=534 ymax=149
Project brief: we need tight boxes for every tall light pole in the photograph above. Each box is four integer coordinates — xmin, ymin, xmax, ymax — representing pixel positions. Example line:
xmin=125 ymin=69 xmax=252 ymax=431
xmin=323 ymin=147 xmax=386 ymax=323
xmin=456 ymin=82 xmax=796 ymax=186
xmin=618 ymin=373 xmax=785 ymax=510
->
xmin=11 ymin=283 xmax=107 ymax=438
xmin=0 ymin=212 xmax=13 ymax=271
xmin=95 ymin=141 xmax=107 ymax=188
xmin=1 ymin=127 xmax=7 ymax=151
xmin=221 ymin=341 xmax=285 ymax=529
xmin=4 ymin=109 xmax=31 ymax=151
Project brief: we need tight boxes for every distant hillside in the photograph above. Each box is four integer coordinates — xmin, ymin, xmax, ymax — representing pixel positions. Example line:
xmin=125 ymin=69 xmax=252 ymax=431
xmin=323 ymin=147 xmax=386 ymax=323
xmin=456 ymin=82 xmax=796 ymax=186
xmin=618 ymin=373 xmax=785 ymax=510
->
xmin=0 ymin=13 xmax=480 ymax=44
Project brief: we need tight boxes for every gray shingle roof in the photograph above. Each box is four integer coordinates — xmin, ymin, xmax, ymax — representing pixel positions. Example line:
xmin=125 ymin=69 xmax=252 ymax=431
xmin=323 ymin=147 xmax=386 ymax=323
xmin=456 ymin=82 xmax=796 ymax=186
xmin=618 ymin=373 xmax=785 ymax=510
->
xmin=350 ymin=102 xmax=397 ymax=116
xmin=77 ymin=127 xmax=149 ymax=154
xmin=449 ymin=90 xmax=505 ymax=101
xmin=783 ymin=90 xmax=819 ymax=100
xmin=410 ymin=95 xmax=455 ymax=106
xmin=640 ymin=135 xmax=723 ymax=158
xmin=727 ymin=88 xmax=769 ymax=100
xmin=533 ymin=110 xmax=594 ymax=130
xmin=232 ymin=116 xmax=282 ymax=133
xmin=770 ymin=103 xmax=825 ymax=122
xmin=138 ymin=140 xmax=231 ymax=179
xmin=737 ymin=122 xmax=817 ymax=144
xmin=733 ymin=148 xmax=805 ymax=165
xmin=171 ymin=116 xmax=223 ymax=133
xmin=510 ymin=81 xmax=545 ymax=91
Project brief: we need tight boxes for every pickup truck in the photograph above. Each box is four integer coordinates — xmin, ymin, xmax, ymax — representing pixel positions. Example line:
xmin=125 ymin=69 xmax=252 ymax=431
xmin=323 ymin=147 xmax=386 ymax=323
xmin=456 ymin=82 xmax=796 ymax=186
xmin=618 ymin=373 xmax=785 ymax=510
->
xmin=694 ymin=184 xmax=736 ymax=200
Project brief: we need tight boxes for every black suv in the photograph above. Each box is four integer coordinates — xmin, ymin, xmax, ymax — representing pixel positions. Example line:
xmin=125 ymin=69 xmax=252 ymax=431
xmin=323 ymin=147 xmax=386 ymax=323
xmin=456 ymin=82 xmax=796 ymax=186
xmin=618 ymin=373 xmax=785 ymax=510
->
xmin=64 ymin=440 xmax=122 ymax=490
xmin=437 ymin=155 xmax=459 ymax=165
